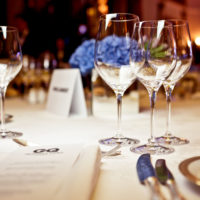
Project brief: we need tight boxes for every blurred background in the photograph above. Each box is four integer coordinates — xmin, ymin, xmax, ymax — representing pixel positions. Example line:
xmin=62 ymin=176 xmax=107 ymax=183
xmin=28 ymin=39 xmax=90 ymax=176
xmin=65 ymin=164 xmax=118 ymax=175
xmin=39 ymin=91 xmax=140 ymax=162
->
xmin=1 ymin=0 xmax=200 ymax=64
xmin=1 ymin=0 xmax=200 ymax=106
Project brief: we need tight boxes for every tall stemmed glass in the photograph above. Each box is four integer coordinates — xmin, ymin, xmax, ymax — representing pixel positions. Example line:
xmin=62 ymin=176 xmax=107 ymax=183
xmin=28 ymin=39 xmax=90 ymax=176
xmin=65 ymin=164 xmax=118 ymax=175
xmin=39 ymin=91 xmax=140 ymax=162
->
xmin=94 ymin=13 xmax=140 ymax=146
xmin=156 ymin=20 xmax=192 ymax=145
xmin=130 ymin=20 xmax=176 ymax=154
xmin=0 ymin=26 xmax=23 ymax=138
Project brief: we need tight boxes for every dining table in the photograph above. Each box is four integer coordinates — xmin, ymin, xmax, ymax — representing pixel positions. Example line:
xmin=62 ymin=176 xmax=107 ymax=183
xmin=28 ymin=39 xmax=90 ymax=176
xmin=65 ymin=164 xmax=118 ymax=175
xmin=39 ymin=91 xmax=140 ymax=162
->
xmin=0 ymin=96 xmax=200 ymax=200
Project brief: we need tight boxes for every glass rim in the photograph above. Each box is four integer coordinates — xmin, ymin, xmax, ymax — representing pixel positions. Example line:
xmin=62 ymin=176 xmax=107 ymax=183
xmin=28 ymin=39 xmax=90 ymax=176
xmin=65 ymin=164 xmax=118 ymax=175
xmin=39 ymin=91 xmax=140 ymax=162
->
xmin=166 ymin=19 xmax=189 ymax=27
xmin=0 ymin=26 xmax=18 ymax=32
xmin=100 ymin=13 xmax=139 ymax=22
xmin=135 ymin=20 xmax=173 ymax=28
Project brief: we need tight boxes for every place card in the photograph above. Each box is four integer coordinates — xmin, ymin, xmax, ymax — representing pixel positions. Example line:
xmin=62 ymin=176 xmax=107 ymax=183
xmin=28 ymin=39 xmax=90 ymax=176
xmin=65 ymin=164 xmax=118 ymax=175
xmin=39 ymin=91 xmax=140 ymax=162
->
xmin=46 ymin=69 xmax=87 ymax=117
xmin=0 ymin=144 xmax=101 ymax=200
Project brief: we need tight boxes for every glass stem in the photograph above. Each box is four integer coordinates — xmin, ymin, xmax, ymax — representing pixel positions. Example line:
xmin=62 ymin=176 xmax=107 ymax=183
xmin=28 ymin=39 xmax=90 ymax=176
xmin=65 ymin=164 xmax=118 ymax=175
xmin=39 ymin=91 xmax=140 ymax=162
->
xmin=115 ymin=92 xmax=123 ymax=139
xmin=0 ymin=86 xmax=7 ymax=133
xmin=165 ymin=87 xmax=173 ymax=137
xmin=149 ymin=90 xmax=157 ymax=144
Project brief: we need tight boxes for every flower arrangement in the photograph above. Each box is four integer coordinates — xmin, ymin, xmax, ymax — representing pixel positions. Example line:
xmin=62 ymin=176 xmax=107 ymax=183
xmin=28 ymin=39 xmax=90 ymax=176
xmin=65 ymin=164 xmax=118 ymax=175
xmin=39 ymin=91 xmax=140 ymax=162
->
xmin=69 ymin=39 xmax=95 ymax=76
xmin=69 ymin=36 xmax=142 ymax=76
xmin=96 ymin=35 xmax=142 ymax=66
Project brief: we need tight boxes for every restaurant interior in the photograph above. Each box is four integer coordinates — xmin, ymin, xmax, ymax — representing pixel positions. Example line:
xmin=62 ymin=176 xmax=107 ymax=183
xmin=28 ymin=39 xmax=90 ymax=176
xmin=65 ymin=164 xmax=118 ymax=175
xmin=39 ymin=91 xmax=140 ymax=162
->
xmin=0 ymin=0 xmax=199 ymax=200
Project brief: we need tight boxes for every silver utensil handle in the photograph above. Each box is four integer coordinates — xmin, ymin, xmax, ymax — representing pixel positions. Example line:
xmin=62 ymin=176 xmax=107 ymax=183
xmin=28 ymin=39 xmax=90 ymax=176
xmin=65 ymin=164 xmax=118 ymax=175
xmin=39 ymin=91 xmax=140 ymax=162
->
xmin=145 ymin=177 xmax=167 ymax=200
xmin=167 ymin=182 xmax=186 ymax=200
xmin=101 ymin=143 xmax=121 ymax=157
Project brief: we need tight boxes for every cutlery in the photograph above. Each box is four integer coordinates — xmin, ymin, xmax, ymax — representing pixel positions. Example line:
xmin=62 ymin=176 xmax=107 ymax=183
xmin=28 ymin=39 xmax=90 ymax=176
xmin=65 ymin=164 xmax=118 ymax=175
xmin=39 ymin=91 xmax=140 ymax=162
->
xmin=137 ymin=154 xmax=166 ymax=200
xmin=101 ymin=143 xmax=121 ymax=157
xmin=155 ymin=159 xmax=186 ymax=200
xmin=13 ymin=138 xmax=39 ymax=147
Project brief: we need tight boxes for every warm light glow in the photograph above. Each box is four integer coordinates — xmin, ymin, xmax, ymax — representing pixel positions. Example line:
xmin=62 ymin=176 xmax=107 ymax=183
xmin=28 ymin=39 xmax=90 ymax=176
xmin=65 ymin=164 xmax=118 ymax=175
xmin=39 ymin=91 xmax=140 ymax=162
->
xmin=97 ymin=0 xmax=108 ymax=14
xmin=195 ymin=37 xmax=200 ymax=46
xmin=86 ymin=7 xmax=96 ymax=16
xmin=44 ymin=58 xmax=50 ymax=69
xmin=98 ymin=4 xmax=108 ymax=14
xmin=23 ymin=56 xmax=29 ymax=68
xmin=98 ymin=0 xmax=108 ymax=4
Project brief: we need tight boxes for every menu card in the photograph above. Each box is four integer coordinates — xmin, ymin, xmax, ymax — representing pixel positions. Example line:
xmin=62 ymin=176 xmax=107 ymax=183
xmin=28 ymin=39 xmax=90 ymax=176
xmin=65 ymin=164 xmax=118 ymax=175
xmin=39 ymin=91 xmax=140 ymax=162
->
xmin=0 ymin=144 xmax=101 ymax=200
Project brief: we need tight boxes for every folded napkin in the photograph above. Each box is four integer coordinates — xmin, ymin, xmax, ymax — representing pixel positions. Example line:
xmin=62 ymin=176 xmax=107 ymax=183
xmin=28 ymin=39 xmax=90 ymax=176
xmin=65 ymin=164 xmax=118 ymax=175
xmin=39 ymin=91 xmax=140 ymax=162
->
xmin=0 ymin=144 xmax=101 ymax=200
xmin=55 ymin=144 xmax=101 ymax=200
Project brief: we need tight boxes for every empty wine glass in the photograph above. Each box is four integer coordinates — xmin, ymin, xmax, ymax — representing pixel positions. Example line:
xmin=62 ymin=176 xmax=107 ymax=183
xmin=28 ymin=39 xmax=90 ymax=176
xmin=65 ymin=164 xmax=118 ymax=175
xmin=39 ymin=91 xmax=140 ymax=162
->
xmin=0 ymin=26 xmax=23 ymax=138
xmin=155 ymin=19 xmax=193 ymax=145
xmin=94 ymin=13 xmax=140 ymax=146
xmin=130 ymin=20 xmax=176 ymax=154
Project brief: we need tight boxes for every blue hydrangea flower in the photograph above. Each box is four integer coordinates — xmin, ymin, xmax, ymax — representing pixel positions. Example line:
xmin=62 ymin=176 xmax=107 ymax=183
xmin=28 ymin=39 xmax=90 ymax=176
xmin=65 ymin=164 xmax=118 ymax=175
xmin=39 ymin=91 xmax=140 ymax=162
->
xmin=69 ymin=39 xmax=95 ymax=76
xmin=69 ymin=36 xmax=142 ymax=76
xmin=96 ymin=35 xmax=142 ymax=66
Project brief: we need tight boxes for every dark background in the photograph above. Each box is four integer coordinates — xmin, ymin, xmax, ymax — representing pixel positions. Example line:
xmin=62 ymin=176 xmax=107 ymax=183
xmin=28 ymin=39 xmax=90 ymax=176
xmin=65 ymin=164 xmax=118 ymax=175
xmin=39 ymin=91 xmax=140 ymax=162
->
xmin=0 ymin=0 xmax=146 ymax=62
xmin=0 ymin=0 xmax=199 ymax=64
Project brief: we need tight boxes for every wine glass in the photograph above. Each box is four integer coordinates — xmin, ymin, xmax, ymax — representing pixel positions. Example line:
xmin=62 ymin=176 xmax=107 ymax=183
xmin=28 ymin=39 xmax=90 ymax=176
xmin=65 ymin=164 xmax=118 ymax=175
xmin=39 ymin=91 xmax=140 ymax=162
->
xmin=0 ymin=26 xmax=23 ymax=138
xmin=94 ymin=13 xmax=140 ymax=146
xmin=130 ymin=20 xmax=176 ymax=154
xmin=155 ymin=19 xmax=193 ymax=145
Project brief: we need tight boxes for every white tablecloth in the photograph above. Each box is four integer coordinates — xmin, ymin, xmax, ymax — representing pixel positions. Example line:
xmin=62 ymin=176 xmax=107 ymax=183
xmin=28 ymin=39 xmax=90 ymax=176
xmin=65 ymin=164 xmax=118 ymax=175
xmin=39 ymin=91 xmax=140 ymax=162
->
xmin=1 ymin=98 xmax=200 ymax=200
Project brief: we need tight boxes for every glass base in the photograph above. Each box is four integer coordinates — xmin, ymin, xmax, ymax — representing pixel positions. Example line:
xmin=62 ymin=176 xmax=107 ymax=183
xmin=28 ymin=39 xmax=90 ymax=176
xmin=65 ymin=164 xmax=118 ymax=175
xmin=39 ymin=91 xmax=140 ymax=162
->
xmin=155 ymin=135 xmax=189 ymax=145
xmin=130 ymin=143 xmax=174 ymax=155
xmin=99 ymin=137 xmax=140 ymax=146
xmin=0 ymin=130 xmax=22 ymax=139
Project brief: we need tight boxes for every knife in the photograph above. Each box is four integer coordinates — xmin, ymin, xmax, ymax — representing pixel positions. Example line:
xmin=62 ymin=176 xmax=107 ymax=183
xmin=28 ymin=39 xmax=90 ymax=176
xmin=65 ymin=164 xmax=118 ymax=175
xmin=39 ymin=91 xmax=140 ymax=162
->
xmin=155 ymin=159 xmax=186 ymax=200
xmin=13 ymin=138 xmax=39 ymax=147
xmin=137 ymin=154 xmax=166 ymax=200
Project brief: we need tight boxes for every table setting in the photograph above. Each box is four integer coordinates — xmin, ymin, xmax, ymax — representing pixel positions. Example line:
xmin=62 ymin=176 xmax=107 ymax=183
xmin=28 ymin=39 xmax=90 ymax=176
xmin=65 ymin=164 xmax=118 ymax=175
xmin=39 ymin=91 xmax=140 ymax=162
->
xmin=0 ymin=13 xmax=199 ymax=200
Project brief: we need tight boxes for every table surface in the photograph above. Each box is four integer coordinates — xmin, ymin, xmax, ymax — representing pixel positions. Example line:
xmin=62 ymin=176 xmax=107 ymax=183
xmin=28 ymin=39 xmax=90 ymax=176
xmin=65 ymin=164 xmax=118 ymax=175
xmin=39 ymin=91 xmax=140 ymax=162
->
xmin=0 ymin=97 xmax=200 ymax=200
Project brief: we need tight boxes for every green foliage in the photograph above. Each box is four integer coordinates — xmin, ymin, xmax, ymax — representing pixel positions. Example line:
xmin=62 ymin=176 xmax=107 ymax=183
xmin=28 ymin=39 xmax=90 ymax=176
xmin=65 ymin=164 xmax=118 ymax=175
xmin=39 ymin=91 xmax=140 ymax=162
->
xmin=145 ymin=42 xmax=167 ymax=58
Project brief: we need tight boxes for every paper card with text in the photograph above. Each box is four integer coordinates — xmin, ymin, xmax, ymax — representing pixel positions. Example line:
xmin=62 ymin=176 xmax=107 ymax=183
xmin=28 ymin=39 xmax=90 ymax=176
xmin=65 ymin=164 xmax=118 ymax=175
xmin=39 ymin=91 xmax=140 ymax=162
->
xmin=0 ymin=144 xmax=83 ymax=200
xmin=46 ymin=69 xmax=87 ymax=117
xmin=0 ymin=144 xmax=101 ymax=200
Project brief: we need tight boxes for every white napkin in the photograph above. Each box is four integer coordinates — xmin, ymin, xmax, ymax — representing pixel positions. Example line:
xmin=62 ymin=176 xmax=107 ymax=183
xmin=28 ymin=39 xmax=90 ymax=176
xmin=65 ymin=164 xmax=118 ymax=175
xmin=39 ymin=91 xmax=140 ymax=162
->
xmin=55 ymin=144 xmax=101 ymax=200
